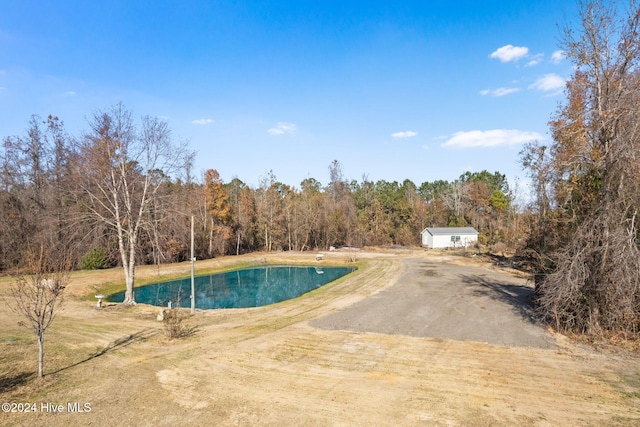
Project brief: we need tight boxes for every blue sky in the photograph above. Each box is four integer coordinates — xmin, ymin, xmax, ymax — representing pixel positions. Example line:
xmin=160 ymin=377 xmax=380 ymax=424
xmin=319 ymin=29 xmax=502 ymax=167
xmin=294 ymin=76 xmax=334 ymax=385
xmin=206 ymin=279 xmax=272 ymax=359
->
xmin=0 ymin=1 xmax=576 ymax=191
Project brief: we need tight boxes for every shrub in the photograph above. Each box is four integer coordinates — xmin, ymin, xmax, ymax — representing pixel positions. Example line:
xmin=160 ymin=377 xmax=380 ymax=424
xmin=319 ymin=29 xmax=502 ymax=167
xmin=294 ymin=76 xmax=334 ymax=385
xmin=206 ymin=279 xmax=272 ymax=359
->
xmin=81 ymin=247 xmax=108 ymax=270
xmin=491 ymin=242 xmax=508 ymax=257
xmin=163 ymin=309 xmax=196 ymax=339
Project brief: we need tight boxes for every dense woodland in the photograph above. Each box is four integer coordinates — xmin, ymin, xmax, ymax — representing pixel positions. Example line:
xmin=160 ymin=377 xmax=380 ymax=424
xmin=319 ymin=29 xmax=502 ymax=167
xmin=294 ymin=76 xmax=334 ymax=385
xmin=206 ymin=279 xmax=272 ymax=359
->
xmin=0 ymin=109 xmax=520 ymax=274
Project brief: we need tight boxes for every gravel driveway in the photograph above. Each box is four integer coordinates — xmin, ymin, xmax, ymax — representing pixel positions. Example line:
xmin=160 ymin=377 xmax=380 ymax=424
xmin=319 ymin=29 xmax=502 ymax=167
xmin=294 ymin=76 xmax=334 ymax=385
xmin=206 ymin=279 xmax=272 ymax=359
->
xmin=311 ymin=256 xmax=556 ymax=348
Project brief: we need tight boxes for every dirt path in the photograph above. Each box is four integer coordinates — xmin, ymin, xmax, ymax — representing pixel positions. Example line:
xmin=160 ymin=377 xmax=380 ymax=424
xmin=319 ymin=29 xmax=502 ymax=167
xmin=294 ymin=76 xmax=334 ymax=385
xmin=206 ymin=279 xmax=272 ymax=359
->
xmin=1 ymin=250 xmax=639 ymax=426
xmin=312 ymin=257 xmax=555 ymax=348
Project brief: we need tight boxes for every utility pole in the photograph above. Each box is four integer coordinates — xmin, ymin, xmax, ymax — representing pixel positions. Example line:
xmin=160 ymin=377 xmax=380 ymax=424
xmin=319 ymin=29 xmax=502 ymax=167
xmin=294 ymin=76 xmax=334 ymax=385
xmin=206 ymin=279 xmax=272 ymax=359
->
xmin=190 ymin=215 xmax=195 ymax=314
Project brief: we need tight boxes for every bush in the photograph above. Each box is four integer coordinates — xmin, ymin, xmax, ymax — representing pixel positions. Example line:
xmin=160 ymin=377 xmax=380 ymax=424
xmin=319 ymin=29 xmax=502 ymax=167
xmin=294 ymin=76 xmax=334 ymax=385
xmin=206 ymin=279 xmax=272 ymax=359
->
xmin=163 ymin=309 xmax=196 ymax=339
xmin=81 ymin=247 xmax=108 ymax=270
xmin=490 ymin=242 xmax=508 ymax=257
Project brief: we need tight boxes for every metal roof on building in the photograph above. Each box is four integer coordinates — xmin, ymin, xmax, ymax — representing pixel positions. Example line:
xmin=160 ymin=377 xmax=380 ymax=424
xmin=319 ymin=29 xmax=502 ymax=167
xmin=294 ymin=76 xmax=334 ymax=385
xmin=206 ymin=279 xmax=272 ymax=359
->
xmin=422 ymin=227 xmax=478 ymax=236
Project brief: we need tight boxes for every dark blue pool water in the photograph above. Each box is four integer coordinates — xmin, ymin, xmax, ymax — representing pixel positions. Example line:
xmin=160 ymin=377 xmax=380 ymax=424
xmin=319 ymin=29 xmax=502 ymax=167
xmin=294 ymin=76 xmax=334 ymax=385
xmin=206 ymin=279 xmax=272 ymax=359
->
xmin=107 ymin=265 xmax=355 ymax=309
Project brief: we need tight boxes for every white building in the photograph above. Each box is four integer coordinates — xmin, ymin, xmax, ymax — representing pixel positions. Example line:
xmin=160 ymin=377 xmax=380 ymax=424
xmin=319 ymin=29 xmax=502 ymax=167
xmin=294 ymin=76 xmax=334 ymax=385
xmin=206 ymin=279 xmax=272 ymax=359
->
xmin=421 ymin=227 xmax=478 ymax=249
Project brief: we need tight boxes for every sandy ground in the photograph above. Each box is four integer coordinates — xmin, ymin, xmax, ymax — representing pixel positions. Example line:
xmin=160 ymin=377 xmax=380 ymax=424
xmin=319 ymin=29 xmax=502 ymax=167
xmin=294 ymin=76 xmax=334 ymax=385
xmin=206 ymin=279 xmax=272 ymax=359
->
xmin=1 ymin=249 xmax=639 ymax=426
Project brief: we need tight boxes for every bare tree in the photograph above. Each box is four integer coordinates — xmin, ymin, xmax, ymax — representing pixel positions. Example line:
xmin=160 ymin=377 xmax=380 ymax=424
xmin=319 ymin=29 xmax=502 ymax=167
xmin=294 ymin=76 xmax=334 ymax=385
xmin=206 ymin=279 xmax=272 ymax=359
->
xmin=325 ymin=160 xmax=355 ymax=247
xmin=76 ymin=103 xmax=191 ymax=304
xmin=442 ymin=180 xmax=467 ymax=226
xmin=9 ymin=248 xmax=69 ymax=378
xmin=256 ymin=170 xmax=284 ymax=251
xmin=524 ymin=0 xmax=640 ymax=335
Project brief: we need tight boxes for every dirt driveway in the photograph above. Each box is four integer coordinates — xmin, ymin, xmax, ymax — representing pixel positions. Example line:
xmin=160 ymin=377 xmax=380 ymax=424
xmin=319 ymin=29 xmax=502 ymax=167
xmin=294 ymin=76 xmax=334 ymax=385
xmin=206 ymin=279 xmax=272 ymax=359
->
xmin=1 ymin=250 xmax=639 ymax=426
xmin=312 ymin=256 xmax=555 ymax=348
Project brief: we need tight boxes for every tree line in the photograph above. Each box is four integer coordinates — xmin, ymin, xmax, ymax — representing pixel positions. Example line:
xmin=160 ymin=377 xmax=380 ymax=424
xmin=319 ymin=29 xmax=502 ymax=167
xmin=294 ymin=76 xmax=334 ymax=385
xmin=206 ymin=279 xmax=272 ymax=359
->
xmin=1 ymin=107 xmax=520 ymax=278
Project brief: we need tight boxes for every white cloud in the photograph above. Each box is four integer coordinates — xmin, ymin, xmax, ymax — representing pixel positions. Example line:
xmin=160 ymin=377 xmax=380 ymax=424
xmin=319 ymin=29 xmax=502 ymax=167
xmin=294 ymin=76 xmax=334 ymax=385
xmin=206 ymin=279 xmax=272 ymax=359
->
xmin=551 ymin=50 xmax=565 ymax=64
xmin=442 ymin=129 xmax=544 ymax=148
xmin=268 ymin=122 xmax=296 ymax=135
xmin=192 ymin=118 xmax=214 ymax=125
xmin=529 ymin=73 xmax=565 ymax=93
xmin=480 ymin=87 xmax=520 ymax=97
xmin=489 ymin=45 xmax=529 ymax=62
xmin=525 ymin=53 xmax=544 ymax=67
xmin=62 ymin=91 xmax=76 ymax=97
xmin=391 ymin=131 xmax=418 ymax=138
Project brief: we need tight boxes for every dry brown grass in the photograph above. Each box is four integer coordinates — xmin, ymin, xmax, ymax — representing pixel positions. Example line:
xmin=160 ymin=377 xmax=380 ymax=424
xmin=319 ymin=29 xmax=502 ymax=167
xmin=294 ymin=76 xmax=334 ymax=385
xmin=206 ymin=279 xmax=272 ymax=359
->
xmin=1 ymin=249 xmax=639 ymax=426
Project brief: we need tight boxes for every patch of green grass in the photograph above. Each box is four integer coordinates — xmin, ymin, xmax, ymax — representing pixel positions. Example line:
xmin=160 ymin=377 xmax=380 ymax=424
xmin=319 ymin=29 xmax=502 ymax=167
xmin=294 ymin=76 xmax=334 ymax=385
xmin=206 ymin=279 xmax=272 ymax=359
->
xmin=1 ymin=333 xmax=31 ymax=343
